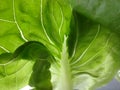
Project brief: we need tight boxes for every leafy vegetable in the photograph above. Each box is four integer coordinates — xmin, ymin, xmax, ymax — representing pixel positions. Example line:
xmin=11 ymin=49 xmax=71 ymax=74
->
xmin=70 ymin=0 xmax=120 ymax=31
xmin=0 ymin=0 xmax=120 ymax=90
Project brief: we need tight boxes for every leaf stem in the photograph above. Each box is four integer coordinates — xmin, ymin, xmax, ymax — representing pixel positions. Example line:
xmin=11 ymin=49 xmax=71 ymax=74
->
xmin=59 ymin=35 xmax=72 ymax=90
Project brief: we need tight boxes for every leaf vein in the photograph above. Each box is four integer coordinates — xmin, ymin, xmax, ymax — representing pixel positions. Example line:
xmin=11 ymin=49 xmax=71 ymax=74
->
xmin=40 ymin=0 xmax=55 ymax=45
xmin=0 ymin=45 xmax=10 ymax=53
xmin=71 ymin=24 xmax=101 ymax=65
xmin=13 ymin=0 xmax=28 ymax=42
xmin=0 ymin=19 xmax=15 ymax=23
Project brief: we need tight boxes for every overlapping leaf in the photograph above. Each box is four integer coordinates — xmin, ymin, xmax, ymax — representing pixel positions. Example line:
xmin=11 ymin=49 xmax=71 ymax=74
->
xmin=0 ymin=0 xmax=72 ymax=89
xmin=0 ymin=0 xmax=120 ymax=90
xmin=70 ymin=0 xmax=120 ymax=31
xmin=68 ymin=12 xmax=120 ymax=90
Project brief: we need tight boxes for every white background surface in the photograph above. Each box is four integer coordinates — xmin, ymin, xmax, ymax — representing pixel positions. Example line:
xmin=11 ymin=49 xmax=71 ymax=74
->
xmin=97 ymin=79 xmax=120 ymax=90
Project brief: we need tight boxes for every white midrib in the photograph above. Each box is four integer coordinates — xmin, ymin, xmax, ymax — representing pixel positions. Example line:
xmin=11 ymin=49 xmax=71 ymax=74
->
xmin=59 ymin=36 xmax=72 ymax=90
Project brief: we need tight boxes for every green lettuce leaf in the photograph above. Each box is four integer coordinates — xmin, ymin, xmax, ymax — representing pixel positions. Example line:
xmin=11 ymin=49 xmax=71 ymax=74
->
xmin=0 ymin=0 xmax=72 ymax=89
xmin=0 ymin=0 xmax=120 ymax=90
xmin=67 ymin=12 xmax=120 ymax=90
xmin=70 ymin=0 xmax=120 ymax=31
xmin=0 ymin=42 xmax=52 ymax=90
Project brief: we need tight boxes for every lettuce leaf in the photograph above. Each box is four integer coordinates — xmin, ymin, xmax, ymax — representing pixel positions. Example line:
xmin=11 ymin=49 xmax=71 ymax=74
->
xmin=0 ymin=0 xmax=120 ymax=90
xmin=70 ymin=0 xmax=120 ymax=31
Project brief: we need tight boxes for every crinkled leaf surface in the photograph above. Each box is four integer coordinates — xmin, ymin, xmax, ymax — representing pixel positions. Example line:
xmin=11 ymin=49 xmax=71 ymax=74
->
xmin=0 ymin=0 xmax=71 ymax=90
xmin=67 ymin=13 xmax=120 ymax=90
xmin=0 ymin=0 xmax=120 ymax=90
